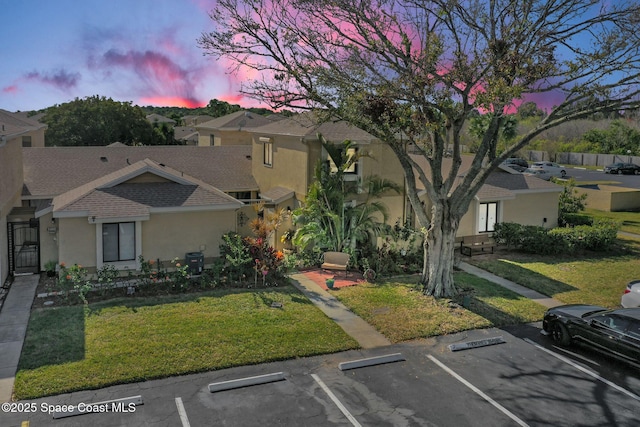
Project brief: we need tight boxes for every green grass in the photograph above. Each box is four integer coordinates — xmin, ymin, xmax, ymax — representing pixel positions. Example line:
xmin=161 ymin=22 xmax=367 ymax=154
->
xmin=469 ymin=239 xmax=640 ymax=308
xmin=585 ymin=208 xmax=640 ymax=235
xmin=331 ymin=273 xmax=546 ymax=343
xmin=15 ymin=285 xmax=358 ymax=400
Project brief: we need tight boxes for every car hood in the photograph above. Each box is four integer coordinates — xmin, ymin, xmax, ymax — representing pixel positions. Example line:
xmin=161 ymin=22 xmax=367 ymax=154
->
xmin=547 ymin=304 xmax=608 ymax=319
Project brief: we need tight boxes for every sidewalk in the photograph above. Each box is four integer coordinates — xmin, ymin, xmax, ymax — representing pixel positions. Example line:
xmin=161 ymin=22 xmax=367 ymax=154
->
xmin=289 ymin=272 xmax=392 ymax=349
xmin=459 ymin=262 xmax=564 ymax=308
xmin=0 ymin=274 xmax=39 ymax=402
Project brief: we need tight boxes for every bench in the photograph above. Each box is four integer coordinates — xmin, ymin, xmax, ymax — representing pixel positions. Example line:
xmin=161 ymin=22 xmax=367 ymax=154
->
xmin=321 ymin=251 xmax=350 ymax=277
xmin=459 ymin=234 xmax=496 ymax=257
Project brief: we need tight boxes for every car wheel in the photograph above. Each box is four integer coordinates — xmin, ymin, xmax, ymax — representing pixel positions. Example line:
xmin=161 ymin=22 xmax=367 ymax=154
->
xmin=550 ymin=321 xmax=571 ymax=346
xmin=560 ymin=170 xmax=566 ymax=178
xmin=615 ymin=169 xmax=620 ymax=174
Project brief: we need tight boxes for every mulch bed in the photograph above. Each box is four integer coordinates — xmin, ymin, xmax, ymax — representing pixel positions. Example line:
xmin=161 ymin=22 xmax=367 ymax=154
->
xmin=300 ymin=268 xmax=365 ymax=290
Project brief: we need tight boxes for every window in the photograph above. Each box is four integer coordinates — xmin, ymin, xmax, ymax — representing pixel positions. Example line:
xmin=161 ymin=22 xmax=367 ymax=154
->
xmin=102 ymin=222 xmax=135 ymax=262
xmin=263 ymin=141 xmax=273 ymax=166
xmin=328 ymin=147 xmax=358 ymax=175
xmin=478 ymin=202 xmax=497 ymax=232
xmin=22 ymin=136 xmax=32 ymax=147
xmin=209 ymin=134 xmax=215 ymax=146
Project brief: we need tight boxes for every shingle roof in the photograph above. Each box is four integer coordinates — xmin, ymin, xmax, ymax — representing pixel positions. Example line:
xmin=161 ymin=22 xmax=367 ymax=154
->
xmin=259 ymin=186 xmax=295 ymax=204
xmin=53 ymin=158 xmax=243 ymax=219
xmin=22 ymin=146 xmax=258 ymax=198
xmin=0 ymin=109 xmax=47 ymax=138
xmin=197 ymin=110 xmax=275 ymax=131
xmin=249 ymin=112 xmax=378 ymax=143
xmin=408 ymin=153 xmax=562 ymax=196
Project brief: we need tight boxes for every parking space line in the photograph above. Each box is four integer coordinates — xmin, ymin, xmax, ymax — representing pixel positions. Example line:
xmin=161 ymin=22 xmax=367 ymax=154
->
xmin=175 ymin=397 xmax=191 ymax=427
xmin=523 ymin=338 xmax=640 ymax=402
xmin=427 ymin=355 xmax=530 ymax=427
xmin=311 ymin=374 xmax=362 ymax=427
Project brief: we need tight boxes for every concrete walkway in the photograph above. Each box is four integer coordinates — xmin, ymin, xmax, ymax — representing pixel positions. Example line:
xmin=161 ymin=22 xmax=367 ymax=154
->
xmin=459 ymin=262 xmax=564 ymax=308
xmin=289 ymin=273 xmax=392 ymax=349
xmin=0 ymin=274 xmax=39 ymax=402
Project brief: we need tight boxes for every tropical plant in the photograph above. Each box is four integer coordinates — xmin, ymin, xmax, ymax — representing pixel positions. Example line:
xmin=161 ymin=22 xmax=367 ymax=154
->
xmin=292 ymin=137 xmax=401 ymax=253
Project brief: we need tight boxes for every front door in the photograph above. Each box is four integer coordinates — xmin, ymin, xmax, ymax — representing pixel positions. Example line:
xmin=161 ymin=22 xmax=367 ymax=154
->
xmin=8 ymin=219 xmax=40 ymax=275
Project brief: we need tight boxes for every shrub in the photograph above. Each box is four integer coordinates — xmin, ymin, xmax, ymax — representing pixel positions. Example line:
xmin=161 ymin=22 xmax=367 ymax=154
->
xmin=559 ymin=213 xmax=593 ymax=227
xmin=493 ymin=222 xmax=523 ymax=249
xmin=57 ymin=263 xmax=92 ymax=304
xmin=496 ymin=218 xmax=620 ymax=256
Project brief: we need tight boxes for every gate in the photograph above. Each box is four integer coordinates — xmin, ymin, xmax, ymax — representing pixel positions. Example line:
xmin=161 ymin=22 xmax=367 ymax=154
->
xmin=8 ymin=219 xmax=40 ymax=275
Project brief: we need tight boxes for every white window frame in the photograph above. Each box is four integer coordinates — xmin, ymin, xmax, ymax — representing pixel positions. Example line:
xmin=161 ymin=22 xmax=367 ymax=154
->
xmin=96 ymin=221 xmax=142 ymax=271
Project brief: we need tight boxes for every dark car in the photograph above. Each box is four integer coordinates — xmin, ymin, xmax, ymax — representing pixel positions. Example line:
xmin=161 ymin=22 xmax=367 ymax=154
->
xmin=501 ymin=158 xmax=529 ymax=172
xmin=542 ymin=304 xmax=640 ymax=367
xmin=604 ymin=162 xmax=640 ymax=174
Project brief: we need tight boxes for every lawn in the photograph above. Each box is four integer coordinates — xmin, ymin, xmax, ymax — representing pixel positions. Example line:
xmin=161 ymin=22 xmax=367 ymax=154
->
xmin=331 ymin=273 xmax=547 ymax=343
xmin=14 ymin=285 xmax=358 ymax=400
xmin=468 ymin=238 xmax=640 ymax=308
xmin=585 ymin=208 xmax=640 ymax=235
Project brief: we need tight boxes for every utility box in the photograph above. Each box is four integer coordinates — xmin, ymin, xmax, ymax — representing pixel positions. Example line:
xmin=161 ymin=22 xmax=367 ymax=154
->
xmin=185 ymin=252 xmax=204 ymax=275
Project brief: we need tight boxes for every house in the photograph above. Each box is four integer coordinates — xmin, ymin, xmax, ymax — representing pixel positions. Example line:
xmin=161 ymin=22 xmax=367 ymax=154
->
xmin=145 ymin=114 xmax=176 ymax=126
xmin=196 ymin=110 xmax=283 ymax=146
xmin=16 ymin=146 xmax=257 ymax=274
xmin=410 ymin=155 xmax=562 ymax=235
xmin=0 ymin=109 xmax=46 ymax=148
xmin=2 ymin=110 xmax=561 ymax=279
xmin=1 ymin=110 xmax=47 ymax=283
xmin=248 ymin=112 xmax=408 ymax=247
xmin=174 ymin=126 xmax=199 ymax=145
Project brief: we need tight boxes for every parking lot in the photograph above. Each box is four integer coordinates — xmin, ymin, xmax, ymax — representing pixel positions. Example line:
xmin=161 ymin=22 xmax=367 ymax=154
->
xmin=3 ymin=323 xmax=639 ymax=427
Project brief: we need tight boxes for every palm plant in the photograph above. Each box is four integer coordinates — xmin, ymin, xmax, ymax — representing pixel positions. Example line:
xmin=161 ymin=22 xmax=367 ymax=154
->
xmin=292 ymin=136 xmax=401 ymax=253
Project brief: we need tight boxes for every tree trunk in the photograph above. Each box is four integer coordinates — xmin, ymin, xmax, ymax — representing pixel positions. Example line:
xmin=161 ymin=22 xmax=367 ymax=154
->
xmin=421 ymin=206 xmax=460 ymax=298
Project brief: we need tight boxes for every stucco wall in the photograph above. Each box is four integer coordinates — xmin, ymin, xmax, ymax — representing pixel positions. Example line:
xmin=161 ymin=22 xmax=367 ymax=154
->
xmin=252 ymin=134 xmax=311 ymax=198
xmin=198 ymin=130 xmax=253 ymax=147
xmin=39 ymin=212 xmax=59 ymax=270
xmin=142 ymin=210 xmax=236 ymax=262
xmin=0 ymin=138 xmax=24 ymax=282
xmin=58 ymin=217 xmax=96 ymax=268
xmin=575 ymin=185 xmax=640 ymax=212
xmin=501 ymin=192 xmax=559 ymax=228
xmin=424 ymin=190 xmax=559 ymax=238
xmin=58 ymin=210 xmax=237 ymax=271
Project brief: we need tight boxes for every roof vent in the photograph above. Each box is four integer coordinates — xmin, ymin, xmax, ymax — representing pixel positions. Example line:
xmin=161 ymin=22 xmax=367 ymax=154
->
xmin=100 ymin=156 xmax=108 ymax=162
xmin=246 ymin=155 xmax=252 ymax=159
xmin=159 ymin=163 xmax=166 ymax=167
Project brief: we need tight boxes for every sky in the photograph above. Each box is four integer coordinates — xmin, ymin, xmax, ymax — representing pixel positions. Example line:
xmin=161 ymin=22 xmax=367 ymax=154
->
xmin=0 ymin=0 xmax=256 ymax=112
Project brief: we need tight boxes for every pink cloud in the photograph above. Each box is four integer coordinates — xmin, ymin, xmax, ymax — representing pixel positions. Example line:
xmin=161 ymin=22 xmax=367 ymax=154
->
xmin=2 ymin=84 xmax=19 ymax=94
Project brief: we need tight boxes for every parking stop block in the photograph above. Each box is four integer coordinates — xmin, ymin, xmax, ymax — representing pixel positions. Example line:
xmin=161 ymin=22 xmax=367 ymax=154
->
xmin=208 ymin=372 xmax=286 ymax=393
xmin=448 ymin=336 xmax=506 ymax=352
xmin=338 ymin=353 xmax=405 ymax=371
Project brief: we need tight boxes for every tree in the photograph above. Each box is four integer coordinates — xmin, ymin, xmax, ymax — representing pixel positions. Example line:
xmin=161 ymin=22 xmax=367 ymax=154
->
xmin=581 ymin=120 xmax=640 ymax=154
xmin=558 ymin=178 xmax=588 ymax=223
xmin=293 ymin=138 xmax=401 ymax=252
xmin=43 ymin=96 xmax=156 ymax=146
xmin=517 ymin=101 xmax=545 ymax=119
xmin=200 ymin=0 xmax=640 ymax=297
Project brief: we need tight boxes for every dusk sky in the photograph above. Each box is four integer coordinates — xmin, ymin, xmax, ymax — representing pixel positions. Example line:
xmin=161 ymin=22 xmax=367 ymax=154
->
xmin=0 ymin=1 xmax=574 ymax=114
xmin=0 ymin=0 xmax=257 ymax=112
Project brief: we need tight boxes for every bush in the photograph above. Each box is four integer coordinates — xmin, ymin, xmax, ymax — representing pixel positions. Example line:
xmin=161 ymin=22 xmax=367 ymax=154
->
xmin=494 ymin=219 xmax=619 ymax=255
xmin=559 ymin=213 xmax=593 ymax=227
